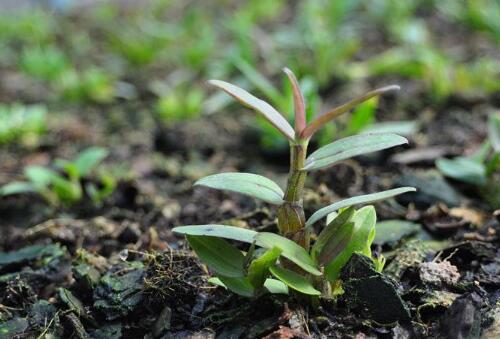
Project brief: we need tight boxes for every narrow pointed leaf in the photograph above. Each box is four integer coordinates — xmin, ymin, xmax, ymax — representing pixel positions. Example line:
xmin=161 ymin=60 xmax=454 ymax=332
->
xmin=283 ymin=68 xmax=306 ymax=134
xmin=311 ymin=207 xmax=355 ymax=263
xmin=304 ymin=133 xmax=408 ymax=171
xmin=255 ymin=232 xmax=321 ymax=276
xmin=208 ymin=80 xmax=295 ymax=140
xmin=247 ymin=247 xmax=282 ymax=288
xmin=301 ymin=85 xmax=400 ymax=139
xmin=306 ymin=187 xmax=416 ymax=227
xmin=195 ymin=173 xmax=284 ymax=205
xmin=173 ymin=225 xmax=257 ymax=243
xmin=269 ymin=266 xmax=321 ymax=295
xmin=324 ymin=206 xmax=377 ymax=282
xmin=186 ymin=235 xmax=245 ymax=278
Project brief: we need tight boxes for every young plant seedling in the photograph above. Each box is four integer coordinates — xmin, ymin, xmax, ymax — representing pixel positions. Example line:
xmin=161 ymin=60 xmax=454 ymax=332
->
xmin=0 ymin=147 xmax=115 ymax=206
xmin=173 ymin=68 xmax=415 ymax=298
xmin=436 ymin=113 xmax=500 ymax=208
xmin=0 ymin=104 xmax=47 ymax=145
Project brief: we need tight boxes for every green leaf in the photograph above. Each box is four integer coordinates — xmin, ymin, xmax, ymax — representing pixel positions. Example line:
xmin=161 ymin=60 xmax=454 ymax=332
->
xmin=255 ymin=233 xmax=321 ymax=276
xmin=24 ymin=166 xmax=57 ymax=189
xmin=436 ymin=157 xmax=486 ymax=185
xmin=304 ymin=133 xmax=408 ymax=171
xmin=312 ymin=207 xmax=356 ymax=265
xmin=373 ymin=220 xmax=421 ymax=245
xmin=488 ymin=114 xmax=500 ymax=153
xmin=0 ymin=182 xmax=36 ymax=196
xmin=217 ymin=276 xmax=255 ymax=297
xmin=173 ymin=225 xmax=257 ymax=243
xmin=208 ymin=276 xmax=224 ymax=287
xmin=73 ymin=147 xmax=108 ymax=177
xmin=312 ymin=207 xmax=355 ymax=261
xmin=247 ymin=247 xmax=282 ymax=288
xmin=208 ymin=276 xmax=255 ymax=297
xmin=471 ymin=141 xmax=492 ymax=163
xmin=306 ymin=187 xmax=416 ymax=227
xmin=55 ymin=160 xmax=79 ymax=179
xmin=324 ymin=206 xmax=377 ymax=282
xmin=208 ymin=80 xmax=295 ymax=140
xmin=346 ymin=97 xmax=377 ymax=135
xmin=186 ymin=235 xmax=244 ymax=278
xmin=50 ymin=175 xmax=82 ymax=203
xmin=210 ymin=277 xmax=288 ymax=296
xmin=195 ymin=172 xmax=284 ymax=205
xmin=269 ymin=266 xmax=321 ymax=295
xmin=264 ymin=278 xmax=289 ymax=294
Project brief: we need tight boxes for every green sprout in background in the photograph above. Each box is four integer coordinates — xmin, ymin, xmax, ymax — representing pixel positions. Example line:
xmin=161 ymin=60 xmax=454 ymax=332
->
xmin=173 ymin=69 xmax=415 ymax=298
xmin=436 ymin=113 xmax=500 ymax=208
xmin=0 ymin=104 xmax=47 ymax=146
xmin=0 ymin=147 xmax=115 ymax=207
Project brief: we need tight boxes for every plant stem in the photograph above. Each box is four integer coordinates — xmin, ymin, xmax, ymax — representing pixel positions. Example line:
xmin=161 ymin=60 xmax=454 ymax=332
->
xmin=278 ymin=140 xmax=309 ymax=249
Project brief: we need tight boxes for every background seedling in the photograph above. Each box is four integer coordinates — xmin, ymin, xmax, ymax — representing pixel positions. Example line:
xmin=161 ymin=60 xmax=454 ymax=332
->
xmin=0 ymin=147 xmax=114 ymax=207
xmin=436 ymin=113 xmax=500 ymax=208
xmin=0 ymin=104 xmax=47 ymax=146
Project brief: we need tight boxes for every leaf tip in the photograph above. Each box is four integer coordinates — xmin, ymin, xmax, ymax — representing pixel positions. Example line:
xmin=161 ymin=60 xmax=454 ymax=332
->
xmin=384 ymin=84 xmax=401 ymax=92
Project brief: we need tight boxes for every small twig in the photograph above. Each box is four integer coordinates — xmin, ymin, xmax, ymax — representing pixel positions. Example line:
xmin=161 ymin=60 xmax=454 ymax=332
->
xmin=36 ymin=310 xmax=63 ymax=339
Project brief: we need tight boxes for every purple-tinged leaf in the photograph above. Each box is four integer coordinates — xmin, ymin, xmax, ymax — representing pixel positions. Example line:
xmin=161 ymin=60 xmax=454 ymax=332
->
xmin=311 ymin=207 xmax=355 ymax=264
xmin=324 ymin=206 xmax=377 ymax=282
xmin=301 ymin=85 xmax=400 ymax=139
xmin=208 ymin=80 xmax=295 ymax=140
xmin=283 ymin=68 xmax=306 ymax=135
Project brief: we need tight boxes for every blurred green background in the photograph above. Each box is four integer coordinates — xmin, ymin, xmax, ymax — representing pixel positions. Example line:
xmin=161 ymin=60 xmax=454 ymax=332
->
xmin=0 ymin=0 xmax=498 ymax=151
